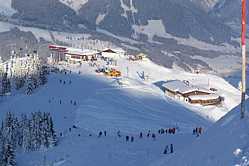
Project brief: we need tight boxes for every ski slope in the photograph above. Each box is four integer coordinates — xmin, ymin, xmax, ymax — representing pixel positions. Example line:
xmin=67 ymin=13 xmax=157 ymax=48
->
xmin=154 ymin=99 xmax=249 ymax=166
xmin=0 ymin=57 xmax=241 ymax=165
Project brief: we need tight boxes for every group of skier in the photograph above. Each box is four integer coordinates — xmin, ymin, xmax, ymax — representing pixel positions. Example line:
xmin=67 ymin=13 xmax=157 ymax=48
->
xmin=59 ymin=79 xmax=72 ymax=85
xmin=158 ymin=127 xmax=177 ymax=135
xmin=193 ymin=127 xmax=203 ymax=136
xmin=163 ymin=144 xmax=174 ymax=154
xmin=98 ymin=131 xmax=107 ymax=137
xmin=48 ymin=97 xmax=78 ymax=106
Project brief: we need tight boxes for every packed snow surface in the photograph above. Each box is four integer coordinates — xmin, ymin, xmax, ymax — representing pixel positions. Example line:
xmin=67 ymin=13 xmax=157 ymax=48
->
xmin=155 ymin=100 xmax=249 ymax=166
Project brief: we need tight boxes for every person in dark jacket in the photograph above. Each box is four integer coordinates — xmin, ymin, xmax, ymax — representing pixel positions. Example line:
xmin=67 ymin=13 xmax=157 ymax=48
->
xmin=147 ymin=130 xmax=151 ymax=138
xmin=139 ymin=132 xmax=143 ymax=138
xmin=152 ymin=133 xmax=156 ymax=140
xmin=117 ymin=131 xmax=121 ymax=137
xmin=98 ymin=131 xmax=102 ymax=137
xmin=163 ymin=145 xmax=169 ymax=154
xmin=170 ymin=144 xmax=174 ymax=153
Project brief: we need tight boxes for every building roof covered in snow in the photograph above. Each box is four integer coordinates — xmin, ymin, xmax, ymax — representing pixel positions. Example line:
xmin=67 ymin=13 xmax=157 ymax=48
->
xmin=102 ymin=48 xmax=125 ymax=54
xmin=65 ymin=48 xmax=99 ymax=56
xmin=188 ymin=94 xmax=220 ymax=101
xmin=162 ymin=80 xmax=212 ymax=95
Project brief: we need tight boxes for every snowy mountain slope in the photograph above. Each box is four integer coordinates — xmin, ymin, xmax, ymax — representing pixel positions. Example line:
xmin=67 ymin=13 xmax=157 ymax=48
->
xmin=0 ymin=55 xmax=241 ymax=165
xmin=191 ymin=0 xmax=220 ymax=11
xmin=0 ymin=20 xmax=241 ymax=76
xmin=0 ymin=0 xmax=16 ymax=16
xmin=59 ymin=0 xmax=88 ymax=13
xmin=154 ymin=100 xmax=249 ymax=166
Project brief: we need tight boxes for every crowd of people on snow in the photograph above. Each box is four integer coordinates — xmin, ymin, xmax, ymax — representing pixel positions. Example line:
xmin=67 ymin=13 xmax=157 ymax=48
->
xmin=58 ymin=127 xmax=182 ymax=155
xmin=48 ymin=97 xmax=78 ymax=106
xmin=57 ymin=125 xmax=205 ymax=156
xmin=192 ymin=127 xmax=203 ymax=137
xmin=163 ymin=144 xmax=174 ymax=154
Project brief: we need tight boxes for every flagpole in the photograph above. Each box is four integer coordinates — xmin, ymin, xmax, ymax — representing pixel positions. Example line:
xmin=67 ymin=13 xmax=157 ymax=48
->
xmin=241 ymin=0 xmax=247 ymax=119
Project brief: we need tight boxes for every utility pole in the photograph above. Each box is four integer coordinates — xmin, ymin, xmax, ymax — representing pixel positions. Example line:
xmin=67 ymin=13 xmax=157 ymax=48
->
xmin=241 ymin=0 xmax=247 ymax=119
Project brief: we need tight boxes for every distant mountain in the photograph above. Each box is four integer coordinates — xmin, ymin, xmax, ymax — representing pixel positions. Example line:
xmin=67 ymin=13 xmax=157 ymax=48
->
xmin=210 ymin=0 xmax=249 ymax=31
xmin=7 ymin=0 xmax=234 ymax=44
xmin=191 ymin=0 xmax=220 ymax=11
xmin=0 ymin=0 xmax=242 ymax=73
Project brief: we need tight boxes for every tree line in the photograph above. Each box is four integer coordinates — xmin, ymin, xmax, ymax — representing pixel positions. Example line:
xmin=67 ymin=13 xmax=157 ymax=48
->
xmin=0 ymin=112 xmax=58 ymax=166
xmin=0 ymin=65 xmax=48 ymax=96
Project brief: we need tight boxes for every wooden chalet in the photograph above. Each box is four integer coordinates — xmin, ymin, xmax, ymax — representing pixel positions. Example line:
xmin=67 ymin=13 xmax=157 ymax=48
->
xmin=162 ymin=80 xmax=222 ymax=106
xmin=101 ymin=48 xmax=125 ymax=60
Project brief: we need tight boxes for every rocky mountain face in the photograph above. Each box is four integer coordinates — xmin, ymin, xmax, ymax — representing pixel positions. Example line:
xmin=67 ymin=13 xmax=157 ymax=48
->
xmin=191 ymin=0 xmax=220 ymax=11
xmin=0 ymin=0 xmax=243 ymax=73
xmin=10 ymin=0 xmax=234 ymax=44
xmin=211 ymin=0 xmax=248 ymax=26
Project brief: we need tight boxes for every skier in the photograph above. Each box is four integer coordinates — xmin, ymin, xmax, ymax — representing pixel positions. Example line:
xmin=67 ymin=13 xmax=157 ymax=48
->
xmin=104 ymin=131 xmax=107 ymax=136
xmin=161 ymin=128 xmax=164 ymax=134
xmin=152 ymin=133 xmax=156 ymax=140
xmin=163 ymin=145 xmax=169 ymax=154
xmin=74 ymin=101 xmax=77 ymax=106
xmin=69 ymin=128 xmax=71 ymax=132
xmin=131 ymin=136 xmax=134 ymax=142
xmin=117 ymin=131 xmax=121 ymax=137
xmin=198 ymin=127 xmax=202 ymax=135
xmin=60 ymin=79 xmax=62 ymax=84
xmin=98 ymin=131 xmax=102 ymax=137
xmin=126 ymin=136 xmax=129 ymax=142
xmin=172 ymin=128 xmax=176 ymax=134
xmin=139 ymin=132 xmax=143 ymax=138
xmin=170 ymin=144 xmax=174 ymax=153
xmin=147 ymin=130 xmax=151 ymax=138
xmin=193 ymin=128 xmax=196 ymax=135
xmin=59 ymin=100 xmax=62 ymax=104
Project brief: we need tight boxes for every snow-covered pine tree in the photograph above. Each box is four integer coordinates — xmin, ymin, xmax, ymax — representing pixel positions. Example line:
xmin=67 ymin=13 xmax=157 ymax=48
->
xmin=48 ymin=116 xmax=57 ymax=147
xmin=0 ymin=141 xmax=4 ymax=166
xmin=39 ymin=66 xmax=48 ymax=85
xmin=1 ymin=142 xmax=16 ymax=166
xmin=26 ymin=76 xmax=34 ymax=95
xmin=22 ymin=119 xmax=32 ymax=152
xmin=42 ymin=113 xmax=50 ymax=148
xmin=14 ymin=76 xmax=25 ymax=90
xmin=1 ymin=73 xmax=11 ymax=96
